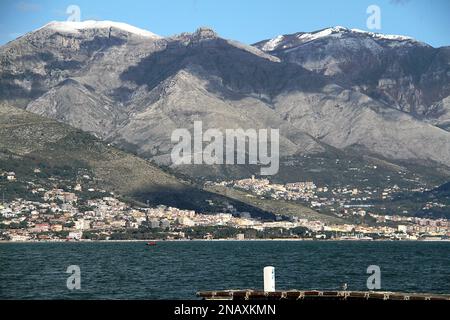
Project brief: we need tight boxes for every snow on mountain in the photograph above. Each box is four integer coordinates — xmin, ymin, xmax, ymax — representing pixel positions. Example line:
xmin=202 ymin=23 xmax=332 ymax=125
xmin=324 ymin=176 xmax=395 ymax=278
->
xmin=296 ymin=26 xmax=348 ymax=43
xmin=38 ymin=20 xmax=161 ymax=39
xmin=261 ymin=35 xmax=285 ymax=51
xmin=258 ymin=26 xmax=419 ymax=52
xmin=252 ymin=26 xmax=449 ymax=132
xmin=349 ymin=28 xmax=414 ymax=41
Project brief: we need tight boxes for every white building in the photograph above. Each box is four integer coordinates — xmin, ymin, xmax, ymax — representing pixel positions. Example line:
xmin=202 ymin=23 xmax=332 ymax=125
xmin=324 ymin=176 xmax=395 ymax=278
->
xmin=178 ymin=217 xmax=195 ymax=227
xmin=68 ymin=231 xmax=83 ymax=240
xmin=6 ymin=172 xmax=16 ymax=181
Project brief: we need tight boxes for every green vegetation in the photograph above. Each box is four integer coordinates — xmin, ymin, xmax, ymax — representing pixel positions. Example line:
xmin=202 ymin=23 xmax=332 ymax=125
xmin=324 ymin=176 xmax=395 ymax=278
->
xmin=0 ymin=103 xmax=293 ymax=219
xmin=103 ymin=225 xmax=313 ymax=240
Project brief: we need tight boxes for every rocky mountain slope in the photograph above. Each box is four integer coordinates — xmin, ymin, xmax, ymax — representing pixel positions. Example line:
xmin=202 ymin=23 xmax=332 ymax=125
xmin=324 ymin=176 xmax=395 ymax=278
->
xmin=0 ymin=103 xmax=297 ymax=219
xmin=1 ymin=21 xmax=449 ymax=185
xmin=255 ymin=26 xmax=450 ymax=131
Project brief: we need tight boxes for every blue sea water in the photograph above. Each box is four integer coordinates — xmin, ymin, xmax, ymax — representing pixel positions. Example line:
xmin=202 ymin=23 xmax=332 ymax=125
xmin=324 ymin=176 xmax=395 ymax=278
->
xmin=0 ymin=241 xmax=449 ymax=299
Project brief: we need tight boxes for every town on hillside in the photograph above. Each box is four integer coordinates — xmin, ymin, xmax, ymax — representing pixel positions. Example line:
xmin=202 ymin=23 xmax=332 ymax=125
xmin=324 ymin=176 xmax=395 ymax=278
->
xmin=1 ymin=170 xmax=449 ymax=241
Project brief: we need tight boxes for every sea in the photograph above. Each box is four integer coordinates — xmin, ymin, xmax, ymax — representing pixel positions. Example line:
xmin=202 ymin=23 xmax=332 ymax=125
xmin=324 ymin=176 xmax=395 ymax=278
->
xmin=1 ymin=241 xmax=449 ymax=299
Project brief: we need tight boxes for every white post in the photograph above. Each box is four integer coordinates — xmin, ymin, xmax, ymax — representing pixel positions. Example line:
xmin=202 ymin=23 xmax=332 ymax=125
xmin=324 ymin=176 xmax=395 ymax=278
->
xmin=263 ymin=266 xmax=275 ymax=292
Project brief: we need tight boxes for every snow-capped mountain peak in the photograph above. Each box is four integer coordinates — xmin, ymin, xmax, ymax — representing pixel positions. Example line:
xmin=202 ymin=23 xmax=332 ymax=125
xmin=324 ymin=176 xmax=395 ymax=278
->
xmin=261 ymin=35 xmax=285 ymax=51
xmin=347 ymin=28 xmax=414 ymax=41
xmin=38 ymin=20 xmax=161 ymax=39
xmin=258 ymin=26 xmax=420 ymax=52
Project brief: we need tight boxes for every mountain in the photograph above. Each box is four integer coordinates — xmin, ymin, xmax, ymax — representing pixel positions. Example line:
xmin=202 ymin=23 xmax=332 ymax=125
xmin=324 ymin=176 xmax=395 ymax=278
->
xmin=433 ymin=181 xmax=450 ymax=196
xmin=385 ymin=180 xmax=450 ymax=219
xmin=0 ymin=102 xmax=300 ymax=219
xmin=1 ymin=21 xmax=450 ymax=187
xmin=0 ymin=20 xmax=162 ymax=110
xmin=254 ymin=26 xmax=450 ymax=131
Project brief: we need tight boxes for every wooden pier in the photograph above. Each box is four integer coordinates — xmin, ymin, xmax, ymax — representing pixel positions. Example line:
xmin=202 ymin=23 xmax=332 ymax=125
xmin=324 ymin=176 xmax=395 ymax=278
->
xmin=197 ymin=289 xmax=450 ymax=301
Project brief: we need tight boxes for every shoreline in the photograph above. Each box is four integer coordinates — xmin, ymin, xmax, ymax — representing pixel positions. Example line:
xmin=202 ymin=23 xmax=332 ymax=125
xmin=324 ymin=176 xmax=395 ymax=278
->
xmin=1 ymin=238 xmax=449 ymax=243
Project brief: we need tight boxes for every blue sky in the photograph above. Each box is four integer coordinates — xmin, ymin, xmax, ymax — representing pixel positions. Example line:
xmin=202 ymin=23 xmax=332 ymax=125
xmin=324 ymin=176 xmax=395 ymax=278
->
xmin=0 ymin=0 xmax=449 ymax=47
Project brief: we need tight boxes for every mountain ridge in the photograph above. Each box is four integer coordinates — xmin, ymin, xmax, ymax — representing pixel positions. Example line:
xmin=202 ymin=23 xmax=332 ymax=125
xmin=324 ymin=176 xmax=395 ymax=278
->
xmin=254 ymin=26 xmax=450 ymax=130
xmin=1 ymin=102 xmax=348 ymax=222
xmin=1 ymin=21 xmax=449 ymax=187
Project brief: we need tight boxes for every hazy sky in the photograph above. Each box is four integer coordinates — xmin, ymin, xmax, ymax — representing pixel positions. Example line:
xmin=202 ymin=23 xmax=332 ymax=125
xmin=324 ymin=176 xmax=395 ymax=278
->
xmin=0 ymin=0 xmax=449 ymax=47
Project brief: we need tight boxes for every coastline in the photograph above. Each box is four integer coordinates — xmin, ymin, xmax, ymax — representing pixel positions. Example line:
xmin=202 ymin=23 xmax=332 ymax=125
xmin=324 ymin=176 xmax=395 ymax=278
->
xmin=1 ymin=238 xmax=449 ymax=243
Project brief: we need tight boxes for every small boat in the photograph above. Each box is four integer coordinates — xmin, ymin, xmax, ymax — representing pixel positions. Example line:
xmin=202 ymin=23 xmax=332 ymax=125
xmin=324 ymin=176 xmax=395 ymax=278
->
xmin=146 ymin=241 xmax=157 ymax=246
